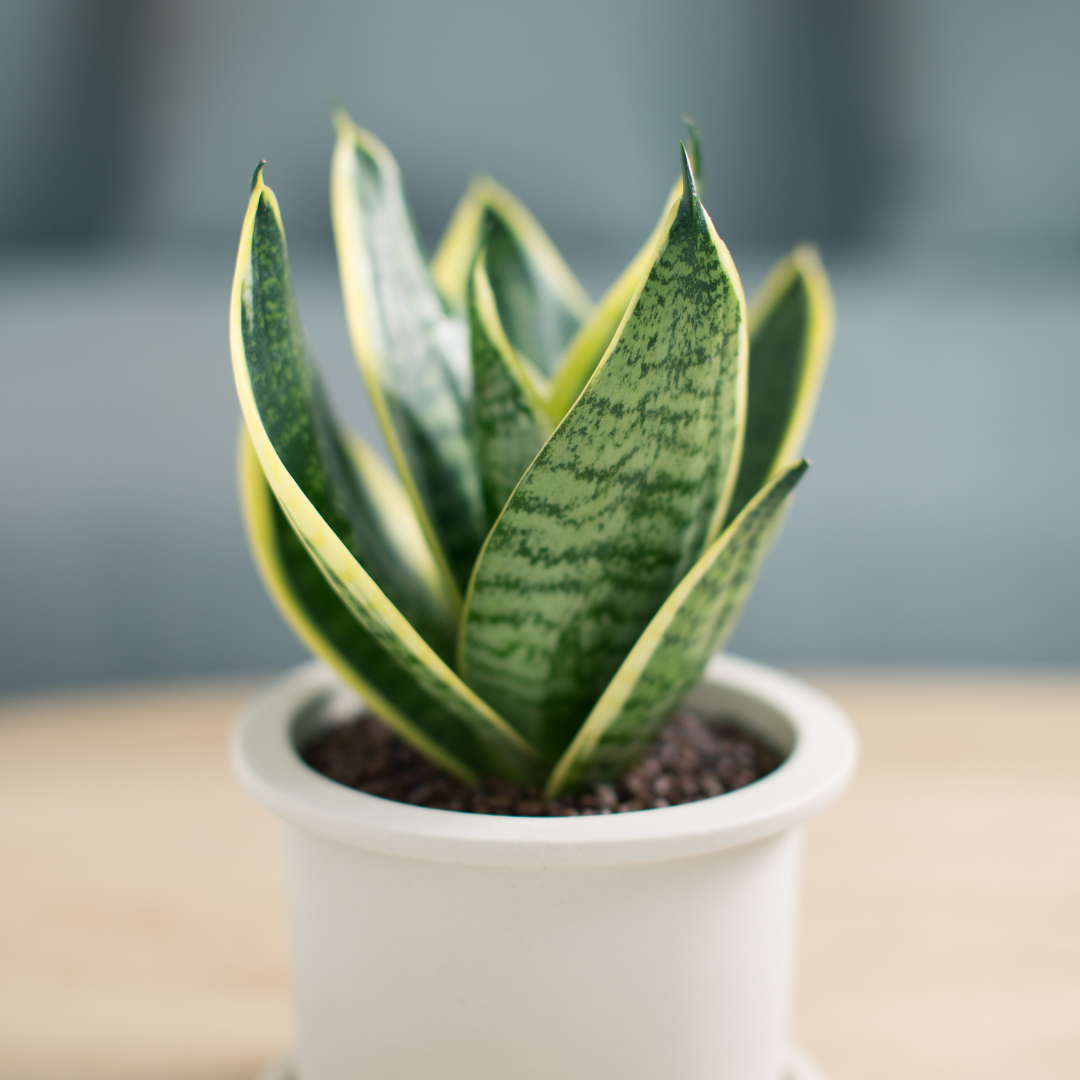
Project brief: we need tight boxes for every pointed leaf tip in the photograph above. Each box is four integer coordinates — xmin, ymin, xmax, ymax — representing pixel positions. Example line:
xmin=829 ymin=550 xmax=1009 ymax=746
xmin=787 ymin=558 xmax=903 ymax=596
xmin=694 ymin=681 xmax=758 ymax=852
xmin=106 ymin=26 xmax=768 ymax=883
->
xmin=679 ymin=141 xmax=698 ymax=210
xmin=461 ymin=153 xmax=746 ymax=759
xmin=682 ymin=117 xmax=704 ymax=193
xmin=250 ymin=161 xmax=266 ymax=193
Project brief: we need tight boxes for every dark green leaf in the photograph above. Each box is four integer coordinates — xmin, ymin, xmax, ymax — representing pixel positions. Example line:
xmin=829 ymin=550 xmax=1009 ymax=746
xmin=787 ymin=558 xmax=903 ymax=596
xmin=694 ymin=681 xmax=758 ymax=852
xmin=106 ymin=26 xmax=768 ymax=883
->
xmin=238 ymin=171 xmax=456 ymax=657
xmin=724 ymin=245 xmax=833 ymax=526
xmin=232 ymin=175 xmax=539 ymax=785
xmin=547 ymin=461 xmax=808 ymax=794
xmin=459 ymin=149 xmax=748 ymax=762
xmin=468 ymin=245 xmax=552 ymax=522
xmin=239 ymin=436 xmax=541 ymax=785
xmin=331 ymin=115 xmax=487 ymax=593
xmin=430 ymin=177 xmax=592 ymax=377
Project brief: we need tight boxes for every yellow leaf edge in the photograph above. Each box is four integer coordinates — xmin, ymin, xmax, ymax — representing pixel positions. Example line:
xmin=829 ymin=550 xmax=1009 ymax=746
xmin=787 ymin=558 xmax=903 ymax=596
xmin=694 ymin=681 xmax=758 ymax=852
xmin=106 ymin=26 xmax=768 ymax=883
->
xmin=546 ymin=177 xmax=683 ymax=419
xmin=748 ymin=243 xmax=836 ymax=474
xmin=231 ymin=175 xmax=537 ymax=781
xmin=544 ymin=460 xmax=806 ymax=797
xmin=471 ymin=249 xmax=555 ymax=429
xmin=329 ymin=112 xmax=464 ymax=611
xmin=237 ymin=429 xmax=480 ymax=786
xmin=456 ymin=153 xmax=748 ymax=677
xmin=343 ymin=433 xmax=458 ymax=626
xmin=431 ymin=174 xmax=594 ymax=322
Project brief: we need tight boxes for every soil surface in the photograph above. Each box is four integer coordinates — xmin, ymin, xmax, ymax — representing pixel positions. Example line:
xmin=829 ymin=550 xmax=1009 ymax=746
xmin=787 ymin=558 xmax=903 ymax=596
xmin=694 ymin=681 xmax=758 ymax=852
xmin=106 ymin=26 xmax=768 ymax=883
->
xmin=302 ymin=709 xmax=781 ymax=816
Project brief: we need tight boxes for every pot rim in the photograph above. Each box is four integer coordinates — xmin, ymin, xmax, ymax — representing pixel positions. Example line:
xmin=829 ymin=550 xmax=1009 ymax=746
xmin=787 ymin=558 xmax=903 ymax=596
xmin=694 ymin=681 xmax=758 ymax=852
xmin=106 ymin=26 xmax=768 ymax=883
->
xmin=232 ymin=653 xmax=857 ymax=867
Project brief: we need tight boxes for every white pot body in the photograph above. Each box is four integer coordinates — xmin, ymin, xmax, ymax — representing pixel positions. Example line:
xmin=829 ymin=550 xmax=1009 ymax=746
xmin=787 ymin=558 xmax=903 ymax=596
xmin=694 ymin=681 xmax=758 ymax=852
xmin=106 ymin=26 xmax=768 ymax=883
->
xmin=235 ymin=654 xmax=857 ymax=1080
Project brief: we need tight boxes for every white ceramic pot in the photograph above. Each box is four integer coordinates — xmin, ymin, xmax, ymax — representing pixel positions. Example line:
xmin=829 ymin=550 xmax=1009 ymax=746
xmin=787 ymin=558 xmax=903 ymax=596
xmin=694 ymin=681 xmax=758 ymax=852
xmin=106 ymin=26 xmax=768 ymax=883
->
xmin=234 ymin=653 xmax=857 ymax=1080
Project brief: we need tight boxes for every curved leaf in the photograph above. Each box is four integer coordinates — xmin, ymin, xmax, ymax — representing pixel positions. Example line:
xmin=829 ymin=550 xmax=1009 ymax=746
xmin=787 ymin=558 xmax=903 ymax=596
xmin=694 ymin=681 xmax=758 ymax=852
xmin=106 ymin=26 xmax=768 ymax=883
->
xmin=231 ymin=165 xmax=456 ymax=657
xmin=468 ymin=245 xmax=553 ymax=521
xmin=546 ymin=461 xmax=808 ymax=795
xmin=232 ymin=174 xmax=538 ymax=784
xmin=430 ymin=176 xmax=592 ymax=376
xmin=240 ymin=436 xmax=485 ymax=784
xmin=459 ymin=148 xmax=748 ymax=761
xmin=344 ymin=433 xmax=453 ymax=618
xmin=724 ymin=244 xmax=834 ymax=528
xmin=331 ymin=112 xmax=487 ymax=594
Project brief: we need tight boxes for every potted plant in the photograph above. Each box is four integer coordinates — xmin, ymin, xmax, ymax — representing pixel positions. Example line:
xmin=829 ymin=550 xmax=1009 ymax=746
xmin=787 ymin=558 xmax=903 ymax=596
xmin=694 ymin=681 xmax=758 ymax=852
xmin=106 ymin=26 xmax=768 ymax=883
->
xmin=231 ymin=112 xmax=857 ymax=1080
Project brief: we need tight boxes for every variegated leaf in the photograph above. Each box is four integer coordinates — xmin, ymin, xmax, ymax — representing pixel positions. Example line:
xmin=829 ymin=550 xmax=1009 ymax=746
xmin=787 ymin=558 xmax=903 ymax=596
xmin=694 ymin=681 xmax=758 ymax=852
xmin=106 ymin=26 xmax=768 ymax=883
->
xmin=459 ymin=148 xmax=748 ymax=762
xmin=331 ymin=113 xmax=487 ymax=593
xmin=430 ymin=177 xmax=592 ymax=376
xmin=723 ymin=245 xmax=834 ymax=528
xmin=546 ymin=126 xmax=706 ymax=419
xmin=232 ymin=165 xmax=456 ymax=657
xmin=546 ymin=182 xmax=680 ymax=419
xmin=232 ymin=173 xmax=539 ymax=784
xmin=546 ymin=461 xmax=808 ymax=794
xmin=239 ymin=436 xmax=504 ymax=783
xmin=468 ymin=245 xmax=553 ymax=521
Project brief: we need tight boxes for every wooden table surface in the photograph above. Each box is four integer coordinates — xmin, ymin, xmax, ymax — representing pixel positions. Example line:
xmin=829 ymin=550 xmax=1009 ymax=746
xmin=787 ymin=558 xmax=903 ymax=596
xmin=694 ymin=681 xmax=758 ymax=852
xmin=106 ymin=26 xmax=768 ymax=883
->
xmin=1 ymin=671 xmax=1077 ymax=1080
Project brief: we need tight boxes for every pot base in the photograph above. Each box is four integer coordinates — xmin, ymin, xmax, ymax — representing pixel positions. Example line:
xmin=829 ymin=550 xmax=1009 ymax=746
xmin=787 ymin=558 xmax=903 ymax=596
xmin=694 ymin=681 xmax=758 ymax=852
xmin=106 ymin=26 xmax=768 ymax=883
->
xmin=256 ymin=1045 xmax=829 ymax=1080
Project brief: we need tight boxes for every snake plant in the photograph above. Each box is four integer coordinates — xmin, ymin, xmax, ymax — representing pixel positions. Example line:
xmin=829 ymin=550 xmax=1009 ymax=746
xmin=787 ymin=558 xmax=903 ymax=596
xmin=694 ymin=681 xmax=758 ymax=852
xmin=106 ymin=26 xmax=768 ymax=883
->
xmin=231 ymin=112 xmax=834 ymax=795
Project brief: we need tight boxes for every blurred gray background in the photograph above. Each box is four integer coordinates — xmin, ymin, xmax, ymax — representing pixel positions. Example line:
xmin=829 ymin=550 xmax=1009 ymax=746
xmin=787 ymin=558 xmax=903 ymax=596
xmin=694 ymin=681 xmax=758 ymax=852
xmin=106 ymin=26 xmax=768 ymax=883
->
xmin=0 ymin=0 xmax=1077 ymax=693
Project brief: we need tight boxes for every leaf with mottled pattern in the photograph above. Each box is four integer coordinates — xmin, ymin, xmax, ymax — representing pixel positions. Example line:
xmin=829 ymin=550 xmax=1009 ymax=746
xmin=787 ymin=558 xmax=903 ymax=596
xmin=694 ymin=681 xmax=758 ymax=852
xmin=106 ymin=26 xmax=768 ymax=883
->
xmin=468 ymin=244 xmax=553 ymax=522
xmin=723 ymin=245 xmax=833 ymax=529
xmin=546 ymin=461 xmax=807 ymax=794
xmin=331 ymin=112 xmax=487 ymax=594
xmin=431 ymin=177 xmax=592 ymax=376
xmin=459 ymin=148 xmax=748 ymax=762
xmin=232 ymin=173 xmax=539 ymax=785
xmin=547 ymin=125 xmax=706 ymax=419
xmin=546 ymin=183 xmax=680 ymax=420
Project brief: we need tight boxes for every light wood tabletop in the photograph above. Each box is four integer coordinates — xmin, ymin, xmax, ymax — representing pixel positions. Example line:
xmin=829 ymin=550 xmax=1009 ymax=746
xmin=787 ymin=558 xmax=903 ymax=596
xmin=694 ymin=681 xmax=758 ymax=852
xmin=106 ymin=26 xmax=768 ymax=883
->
xmin=1 ymin=670 xmax=1077 ymax=1080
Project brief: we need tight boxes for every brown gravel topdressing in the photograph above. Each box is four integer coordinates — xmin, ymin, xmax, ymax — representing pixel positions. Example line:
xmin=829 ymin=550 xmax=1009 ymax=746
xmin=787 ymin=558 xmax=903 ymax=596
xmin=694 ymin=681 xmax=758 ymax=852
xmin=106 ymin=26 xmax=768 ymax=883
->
xmin=302 ymin=709 xmax=782 ymax=816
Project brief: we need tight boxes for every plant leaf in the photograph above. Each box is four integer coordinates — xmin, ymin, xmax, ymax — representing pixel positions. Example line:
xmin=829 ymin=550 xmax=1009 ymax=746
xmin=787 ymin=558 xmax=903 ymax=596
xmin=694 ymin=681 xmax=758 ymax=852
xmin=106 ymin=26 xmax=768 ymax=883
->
xmin=545 ymin=461 xmax=808 ymax=794
xmin=468 ymin=245 xmax=553 ymax=521
xmin=459 ymin=147 xmax=748 ymax=762
xmin=547 ymin=120 xmax=706 ymax=418
xmin=430 ymin=177 xmax=592 ymax=376
xmin=239 ymin=433 xmax=538 ymax=785
xmin=331 ymin=112 xmax=487 ymax=594
xmin=343 ymin=433 xmax=455 ymax=622
xmin=723 ymin=245 xmax=834 ymax=529
xmin=232 ymin=172 xmax=539 ymax=784
xmin=546 ymin=182 xmax=680 ymax=419
xmin=231 ymin=165 xmax=456 ymax=657
xmin=682 ymin=116 xmax=705 ymax=196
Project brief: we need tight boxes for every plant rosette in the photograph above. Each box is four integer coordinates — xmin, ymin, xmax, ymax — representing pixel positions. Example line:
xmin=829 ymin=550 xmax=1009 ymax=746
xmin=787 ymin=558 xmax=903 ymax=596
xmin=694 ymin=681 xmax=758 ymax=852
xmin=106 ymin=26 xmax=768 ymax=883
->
xmin=234 ymin=652 xmax=857 ymax=1080
xmin=230 ymin=112 xmax=854 ymax=1079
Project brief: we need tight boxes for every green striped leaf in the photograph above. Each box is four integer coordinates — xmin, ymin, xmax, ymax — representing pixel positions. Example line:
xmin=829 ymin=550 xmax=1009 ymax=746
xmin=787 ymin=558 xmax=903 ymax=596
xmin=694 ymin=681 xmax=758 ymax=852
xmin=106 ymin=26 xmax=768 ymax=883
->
xmin=468 ymin=245 xmax=553 ymax=521
xmin=546 ymin=125 xmax=705 ymax=419
xmin=545 ymin=460 xmax=808 ymax=794
xmin=430 ymin=177 xmax=593 ymax=376
xmin=232 ymin=174 xmax=539 ymax=785
xmin=239 ymin=435 xmax=538 ymax=785
xmin=546 ymin=182 xmax=680 ymax=419
xmin=459 ymin=148 xmax=748 ymax=762
xmin=331 ymin=113 xmax=487 ymax=594
xmin=723 ymin=245 xmax=834 ymax=528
